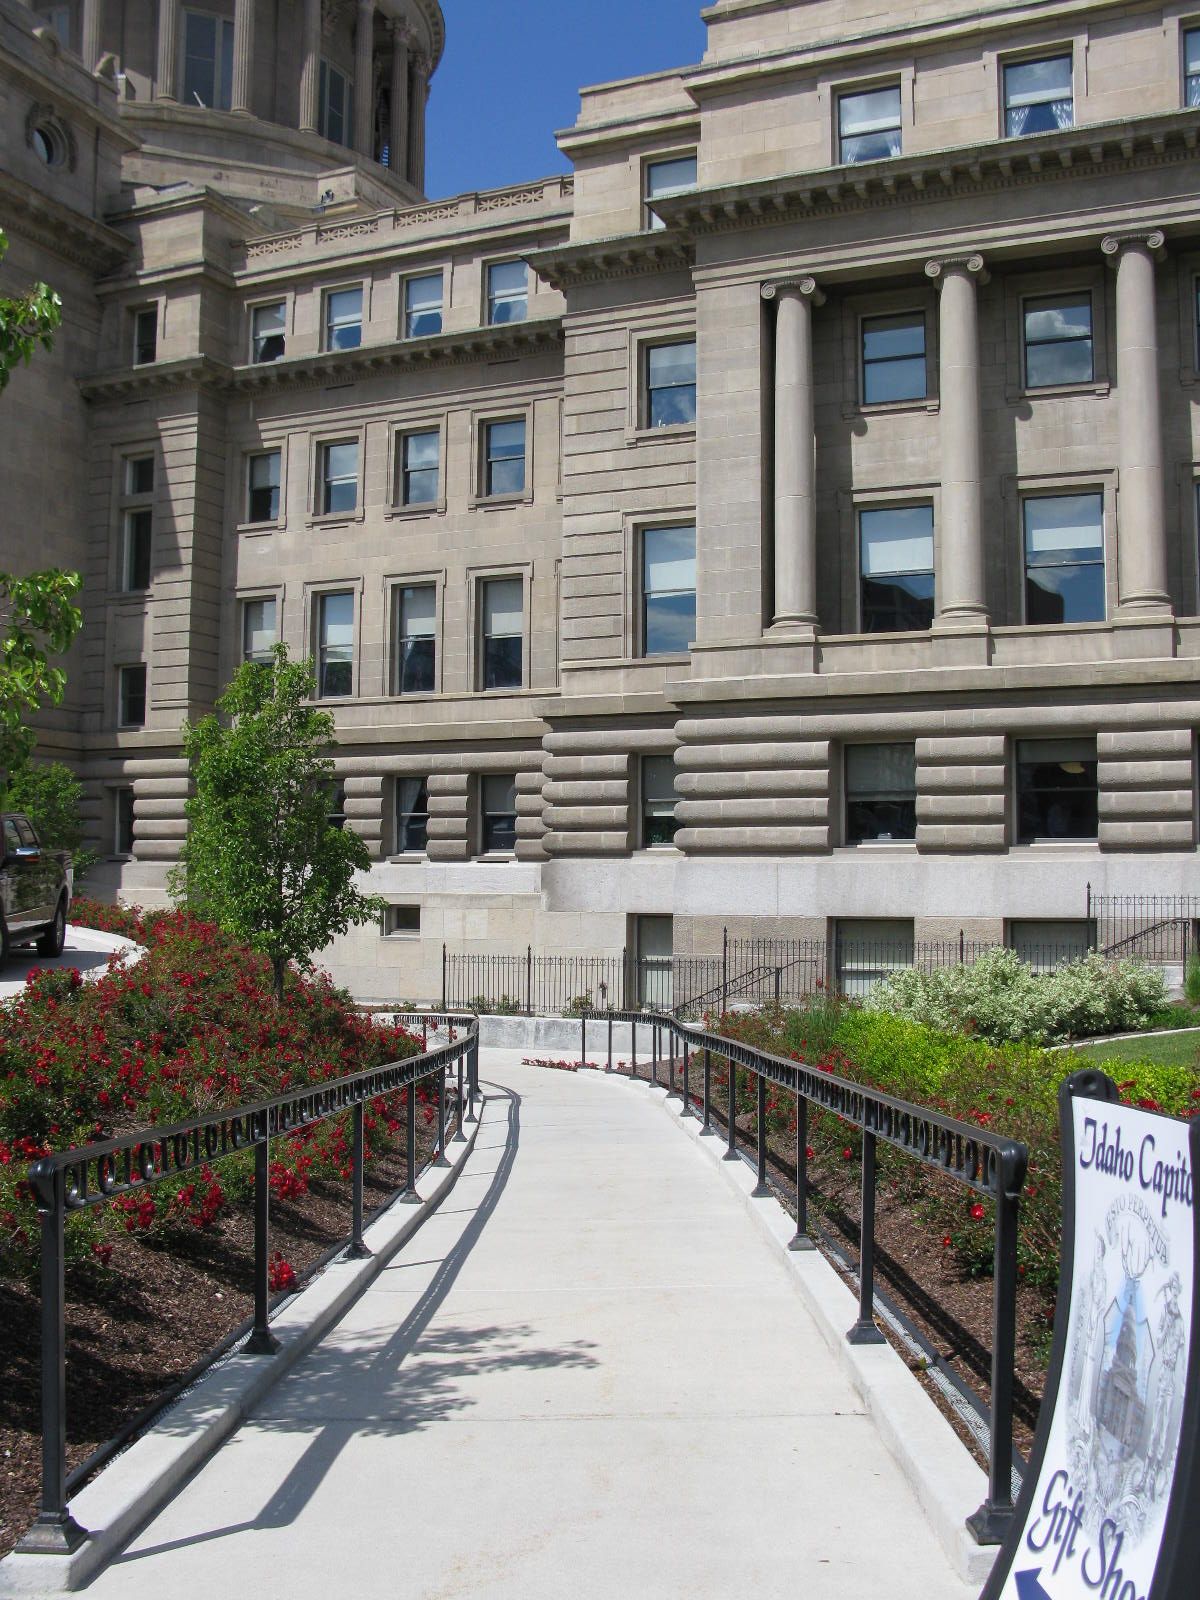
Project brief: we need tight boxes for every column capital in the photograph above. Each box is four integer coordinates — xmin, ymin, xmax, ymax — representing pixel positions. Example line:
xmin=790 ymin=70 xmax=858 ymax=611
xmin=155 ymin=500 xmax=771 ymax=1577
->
xmin=391 ymin=17 xmax=414 ymax=45
xmin=925 ymin=253 xmax=988 ymax=286
xmin=761 ymin=277 xmax=824 ymax=307
xmin=1101 ymin=228 xmax=1166 ymax=264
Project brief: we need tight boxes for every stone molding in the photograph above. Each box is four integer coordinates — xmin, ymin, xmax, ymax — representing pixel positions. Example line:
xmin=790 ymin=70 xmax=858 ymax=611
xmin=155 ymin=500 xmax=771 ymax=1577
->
xmin=761 ymin=277 xmax=825 ymax=306
xmin=924 ymin=253 xmax=989 ymax=286
xmin=1100 ymin=227 xmax=1167 ymax=263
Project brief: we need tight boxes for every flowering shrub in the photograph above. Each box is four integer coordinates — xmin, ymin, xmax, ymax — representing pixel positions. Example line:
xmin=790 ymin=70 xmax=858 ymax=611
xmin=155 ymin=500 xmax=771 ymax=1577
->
xmin=866 ymin=947 xmax=1167 ymax=1045
xmin=0 ymin=906 xmax=423 ymax=1273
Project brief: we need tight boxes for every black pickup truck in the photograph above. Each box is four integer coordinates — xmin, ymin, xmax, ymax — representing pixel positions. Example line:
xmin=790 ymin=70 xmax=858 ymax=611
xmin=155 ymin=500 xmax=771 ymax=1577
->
xmin=0 ymin=813 xmax=72 ymax=962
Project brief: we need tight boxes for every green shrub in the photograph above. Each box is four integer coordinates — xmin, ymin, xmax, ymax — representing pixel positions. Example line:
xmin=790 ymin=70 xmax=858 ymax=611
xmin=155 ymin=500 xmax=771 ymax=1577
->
xmin=867 ymin=947 xmax=1166 ymax=1045
xmin=1184 ymin=953 xmax=1200 ymax=1008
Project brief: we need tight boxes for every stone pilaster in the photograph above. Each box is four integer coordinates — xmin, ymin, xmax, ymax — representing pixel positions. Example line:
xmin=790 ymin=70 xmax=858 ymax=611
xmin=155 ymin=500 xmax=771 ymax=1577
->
xmin=353 ymin=0 xmax=375 ymax=158
xmin=230 ymin=0 xmax=255 ymax=116
xmin=389 ymin=20 xmax=410 ymax=177
xmin=926 ymin=254 xmax=989 ymax=625
xmin=155 ymin=0 xmax=179 ymax=100
xmin=761 ymin=278 xmax=823 ymax=635
xmin=1102 ymin=229 xmax=1172 ymax=616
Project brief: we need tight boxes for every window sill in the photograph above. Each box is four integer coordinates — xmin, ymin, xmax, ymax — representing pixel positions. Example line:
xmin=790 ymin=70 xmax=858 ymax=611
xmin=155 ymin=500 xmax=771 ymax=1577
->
xmin=386 ymin=853 xmax=428 ymax=863
xmin=844 ymin=398 xmax=938 ymax=419
xmin=474 ymin=852 xmax=516 ymax=863
xmin=637 ymin=843 xmax=681 ymax=854
xmin=307 ymin=511 xmax=364 ymax=527
xmin=108 ymin=588 xmax=152 ymax=602
xmin=381 ymin=932 xmax=421 ymax=941
xmin=1012 ymin=381 xmax=1109 ymax=402
xmin=384 ymin=502 xmax=446 ymax=520
xmin=838 ymin=839 xmax=918 ymax=850
xmin=236 ymin=519 xmax=283 ymax=536
xmin=1012 ymin=839 xmax=1100 ymax=850
xmin=474 ymin=684 xmax=528 ymax=696
xmin=469 ymin=492 xmax=532 ymax=511
xmin=625 ymin=424 xmax=696 ymax=447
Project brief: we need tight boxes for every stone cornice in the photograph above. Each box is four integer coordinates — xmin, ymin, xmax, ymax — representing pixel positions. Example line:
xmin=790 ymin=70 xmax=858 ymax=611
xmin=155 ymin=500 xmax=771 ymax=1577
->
xmin=0 ymin=170 xmax=130 ymax=274
xmin=652 ymin=111 xmax=1200 ymax=239
xmin=525 ymin=232 xmax=694 ymax=292
xmin=78 ymin=319 xmax=564 ymax=402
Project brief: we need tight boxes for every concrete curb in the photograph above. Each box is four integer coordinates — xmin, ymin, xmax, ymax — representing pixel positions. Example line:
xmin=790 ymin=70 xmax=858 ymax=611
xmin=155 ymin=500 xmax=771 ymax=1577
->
xmin=584 ymin=1067 xmax=996 ymax=1591
xmin=0 ymin=1112 xmax=481 ymax=1596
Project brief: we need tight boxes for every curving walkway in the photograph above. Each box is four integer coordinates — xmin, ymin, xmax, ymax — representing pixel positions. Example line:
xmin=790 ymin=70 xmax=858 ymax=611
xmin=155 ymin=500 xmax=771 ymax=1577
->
xmin=79 ymin=1052 xmax=978 ymax=1599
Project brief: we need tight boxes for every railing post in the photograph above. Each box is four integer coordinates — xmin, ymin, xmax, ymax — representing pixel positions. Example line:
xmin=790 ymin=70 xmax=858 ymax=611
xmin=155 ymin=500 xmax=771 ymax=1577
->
xmin=774 ymin=964 xmax=781 ymax=1004
xmin=455 ymin=1048 xmax=466 ymax=1141
xmin=18 ymin=1167 xmax=86 ymax=1554
xmin=723 ymin=1059 xmax=738 ymax=1161
xmin=679 ymin=1039 xmax=694 ymax=1117
xmin=580 ymin=1012 xmax=586 ymax=1069
xmin=667 ymin=1027 xmax=677 ymax=1098
xmin=606 ymin=1006 xmax=613 ymax=1072
xmin=700 ymin=1045 xmax=714 ymax=1135
xmin=959 ymin=928 xmax=965 ymax=965
xmin=433 ymin=1064 xmax=450 ymax=1167
xmin=789 ymin=1094 xmax=815 ymax=1251
xmin=846 ymin=1127 xmax=885 ymax=1346
xmin=753 ymin=1071 xmax=770 ymax=1196
xmin=347 ymin=1100 xmax=372 ymax=1258
xmin=721 ymin=925 xmax=728 ymax=1016
xmin=441 ymin=942 xmax=447 ymax=1010
xmin=401 ymin=1082 xmax=420 ymax=1202
xmin=967 ymin=1179 xmax=1020 ymax=1544
xmin=631 ymin=1017 xmax=637 ymax=1074
xmin=525 ymin=944 xmax=533 ymax=1016
xmin=651 ymin=1022 xmax=659 ymax=1087
xmin=468 ymin=1034 xmax=479 ymax=1119
xmin=246 ymin=1131 xmax=281 ymax=1353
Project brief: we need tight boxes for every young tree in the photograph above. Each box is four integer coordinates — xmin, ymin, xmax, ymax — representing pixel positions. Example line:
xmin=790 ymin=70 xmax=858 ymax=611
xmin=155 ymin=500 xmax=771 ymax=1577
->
xmin=0 ymin=759 xmax=95 ymax=875
xmin=0 ymin=230 xmax=83 ymax=782
xmin=170 ymin=647 xmax=384 ymax=999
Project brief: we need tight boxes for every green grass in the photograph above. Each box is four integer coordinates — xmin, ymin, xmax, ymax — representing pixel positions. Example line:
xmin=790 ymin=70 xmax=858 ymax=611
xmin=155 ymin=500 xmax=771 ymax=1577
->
xmin=1070 ymin=1029 xmax=1200 ymax=1069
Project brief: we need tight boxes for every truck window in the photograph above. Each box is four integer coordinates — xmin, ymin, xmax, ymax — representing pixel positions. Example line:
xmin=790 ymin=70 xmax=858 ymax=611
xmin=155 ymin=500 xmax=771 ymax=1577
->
xmin=3 ymin=819 xmax=19 ymax=857
xmin=14 ymin=819 xmax=39 ymax=849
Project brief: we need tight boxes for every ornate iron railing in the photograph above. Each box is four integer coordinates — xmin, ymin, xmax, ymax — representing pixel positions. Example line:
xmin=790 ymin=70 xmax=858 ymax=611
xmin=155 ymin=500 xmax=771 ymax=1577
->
xmin=20 ymin=1012 xmax=479 ymax=1557
xmin=576 ymin=1007 xmax=1027 ymax=1547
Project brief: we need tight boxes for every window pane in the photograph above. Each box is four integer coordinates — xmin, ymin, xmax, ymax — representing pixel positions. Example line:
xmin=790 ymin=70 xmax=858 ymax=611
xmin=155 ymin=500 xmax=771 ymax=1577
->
xmin=319 ymin=592 xmax=353 ymax=696
xmin=488 ymin=261 xmax=528 ymax=325
xmin=120 ymin=665 xmax=146 ymax=726
xmin=1026 ymin=564 xmax=1106 ymax=625
xmin=252 ymin=302 xmax=286 ymax=362
xmin=326 ymin=288 xmax=362 ymax=349
xmin=839 ymin=86 xmax=901 ymax=135
xmin=402 ymin=430 xmax=439 ymax=503
xmin=182 ymin=11 xmax=217 ymax=107
xmin=133 ymin=309 xmax=157 ymax=364
xmin=647 ymin=341 xmax=697 ymax=427
xmin=1187 ymin=29 xmax=1200 ymax=75
xmin=1016 ymin=739 xmax=1098 ymax=841
xmin=647 ymin=155 xmax=697 ymax=198
xmin=483 ymin=577 xmax=522 ymax=636
xmin=247 ymin=451 xmax=280 ymax=521
xmin=1024 ymin=494 xmax=1103 ymax=560
xmin=406 ymin=273 xmax=443 ymax=337
xmin=482 ymin=774 xmax=517 ymax=851
xmin=644 ymin=525 xmax=696 ymax=593
xmin=860 ymin=505 xmax=934 ymax=575
xmin=485 ymin=419 xmax=525 ymax=494
xmin=323 ymin=441 xmax=358 ymax=513
xmin=124 ymin=509 xmax=152 ymax=590
xmin=1005 ymin=56 xmax=1072 ymax=107
xmin=642 ymin=754 xmax=678 ymax=846
xmin=835 ymin=919 xmax=914 ymax=997
xmin=862 ymin=313 xmax=926 ymax=404
xmin=127 ymin=456 xmax=154 ymax=495
xmin=398 ymin=585 xmax=436 ymax=693
xmin=396 ymin=777 xmax=429 ymax=851
xmin=643 ymin=526 xmax=696 ymax=655
xmin=845 ymin=743 xmax=916 ymax=843
xmin=243 ymin=597 xmax=277 ymax=662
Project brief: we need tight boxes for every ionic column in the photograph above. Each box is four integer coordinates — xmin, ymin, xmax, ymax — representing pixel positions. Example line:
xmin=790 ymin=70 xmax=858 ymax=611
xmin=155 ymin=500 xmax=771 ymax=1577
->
xmin=298 ymin=0 xmax=321 ymax=132
xmin=409 ymin=51 xmax=429 ymax=190
xmin=230 ymin=0 xmax=255 ymax=115
xmin=155 ymin=0 xmax=179 ymax=99
xmin=389 ymin=21 xmax=411 ymax=177
xmin=926 ymin=254 xmax=989 ymax=624
xmin=353 ymin=0 xmax=375 ymax=158
xmin=1102 ymin=229 xmax=1172 ymax=615
xmin=762 ymin=278 xmax=824 ymax=631
xmin=81 ymin=0 xmax=102 ymax=71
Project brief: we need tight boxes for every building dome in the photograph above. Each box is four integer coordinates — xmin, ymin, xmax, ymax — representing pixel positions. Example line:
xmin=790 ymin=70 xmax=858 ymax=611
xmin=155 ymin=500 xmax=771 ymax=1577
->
xmin=31 ymin=0 xmax=443 ymax=206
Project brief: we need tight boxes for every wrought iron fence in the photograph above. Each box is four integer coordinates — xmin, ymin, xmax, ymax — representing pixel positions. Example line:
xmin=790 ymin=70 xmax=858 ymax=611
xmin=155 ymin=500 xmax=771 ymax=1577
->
xmin=440 ymin=932 xmax=1135 ymax=1017
xmin=19 ymin=1012 xmax=479 ymax=1557
xmin=1088 ymin=887 xmax=1200 ymax=963
xmin=572 ymin=1008 xmax=1027 ymax=1547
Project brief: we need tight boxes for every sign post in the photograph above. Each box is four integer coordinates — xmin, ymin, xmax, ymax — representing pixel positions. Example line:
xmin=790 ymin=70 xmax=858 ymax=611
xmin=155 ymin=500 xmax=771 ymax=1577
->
xmin=982 ymin=1069 xmax=1198 ymax=1600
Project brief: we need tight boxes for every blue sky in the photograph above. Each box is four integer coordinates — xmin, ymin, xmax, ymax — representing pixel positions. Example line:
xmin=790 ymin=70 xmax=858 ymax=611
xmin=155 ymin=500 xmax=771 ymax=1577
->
xmin=425 ymin=1 xmax=708 ymax=199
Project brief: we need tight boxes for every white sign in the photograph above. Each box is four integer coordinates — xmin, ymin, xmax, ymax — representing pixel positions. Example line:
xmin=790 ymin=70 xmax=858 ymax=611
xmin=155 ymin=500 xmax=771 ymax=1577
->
xmin=992 ymin=1095 xmax=1194 ymax=1600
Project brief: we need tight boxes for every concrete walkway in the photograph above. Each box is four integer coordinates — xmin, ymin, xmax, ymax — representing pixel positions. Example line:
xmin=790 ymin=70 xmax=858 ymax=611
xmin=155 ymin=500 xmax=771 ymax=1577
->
xmin=0 ymin=926 xmax=140 ymax=999
xmin=80 ymin=1052 xmax=977 ymax=1598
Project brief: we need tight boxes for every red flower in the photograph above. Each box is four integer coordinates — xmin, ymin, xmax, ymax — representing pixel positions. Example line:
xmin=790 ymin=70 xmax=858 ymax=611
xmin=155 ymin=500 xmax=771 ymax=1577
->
xmin=268 ymin=1253 xmax=296 ymax=1292
xmin=841 ymin=1147 xmax=853 ymax=1161
xmin=970 ymin=1202 xmax=985 ymax=1221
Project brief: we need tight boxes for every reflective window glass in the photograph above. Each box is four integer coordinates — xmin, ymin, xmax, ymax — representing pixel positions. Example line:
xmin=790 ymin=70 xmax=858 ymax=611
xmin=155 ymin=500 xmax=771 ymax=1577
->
xmin=1023 ymin=493 xmax=1104 ymax=624
xmin=642 ymin=525 xmax=696 ymax=656
xmin=396 ymin=584 xmax=436 ymax=694
xmin=862 ymin=313 xmax=926 ymax=404
xmin=646 ymin=341 xmax=696 ymax=428
xmin=838 ymin=86 xmax=901 ymax=164
xmin=1005 ymin=56 xmax=1073 ymax=136
xmin=859 ymin=505 xmax=935 ymax=632
xmin=487 ymin=261 xmax=528 ymax=326
xmin=1023 ymin=293 xmax=1093 ymax=388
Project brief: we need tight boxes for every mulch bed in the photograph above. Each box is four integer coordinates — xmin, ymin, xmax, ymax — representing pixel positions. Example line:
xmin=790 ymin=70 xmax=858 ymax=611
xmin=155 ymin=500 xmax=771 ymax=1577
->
xmin=0 ymin=1137 xmax=435 ymax=1557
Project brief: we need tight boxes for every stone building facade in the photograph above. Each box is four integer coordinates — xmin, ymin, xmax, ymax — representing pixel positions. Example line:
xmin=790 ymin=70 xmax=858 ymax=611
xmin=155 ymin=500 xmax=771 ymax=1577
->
xmin=4 ymin=0 xmax=1200 ymax=999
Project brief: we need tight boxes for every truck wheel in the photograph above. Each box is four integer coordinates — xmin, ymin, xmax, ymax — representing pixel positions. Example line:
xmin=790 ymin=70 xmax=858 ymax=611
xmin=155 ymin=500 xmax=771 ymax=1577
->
xmin=37 ymin=898 xmax=67 ymax=958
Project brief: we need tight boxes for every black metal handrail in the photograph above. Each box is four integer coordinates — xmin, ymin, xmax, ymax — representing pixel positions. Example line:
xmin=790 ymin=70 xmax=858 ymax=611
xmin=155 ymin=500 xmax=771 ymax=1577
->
xmin=20 ymin=1011 xmax=480 ymax=1557
xmin=578 ymin=1006 xmax=1027 ymax=1547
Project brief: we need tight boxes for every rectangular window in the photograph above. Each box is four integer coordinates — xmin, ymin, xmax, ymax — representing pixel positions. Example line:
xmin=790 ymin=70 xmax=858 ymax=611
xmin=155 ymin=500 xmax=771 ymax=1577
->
xmin=320 ymin=440 xmax=358 ymax=515
xmin=1187 ymin=29 xmax=1200 ymax=106
xmin=318 ymin=60 xmax=352 ymax=146
xmin=317 ymin=591 xmax=354 ymax=698
xmin=1016 ymin=738 xmax=1098 ymax=842
xmin=1023 ymin=493 xmax=1105 ymax=624
xmin=114 ymin=787 xmax=135 ymax=855
xmin=1004 ymin=55 xmax=1073 ymax=136
xmin=641 ymin=755 xmax=679 ymax=847
xmin=327 ymin=782 xmax=347 ymax=829
xmin=483 ymin=418 xmax=526 ymax=497
xmin=861 ymin=313 xmax=927 ymax=404
xmin=1023 ymin=292 xmax=1093 ymax=389
xmin=182 ymin=9 xmax=233 ymax=111
xmin=636 ymin=913 xmax=674 ymax=1006
xmin=383 ymin=905 xmax=421 ymax=937
xmin=132 ymin=307 xmax=157 ymax=365
xmin=251 ymin=301 xmax=286 ymax=363
xmin=246 ymin=450 xmax=281 ymax=523
xmin=480 ymin=774 xmax=517 ymax=853
xmin=122 ymin=510 xmax=153 ymax=592
xmin=480 ymin=577 xmax=523 ymax=689
xmin=645 ymin=154 xmax=696 ymax=229
xmin=126 ymin=455 xmax=154 ymax=497
xmin=395 ymin=584 xmax=436 ymax=694
xmin=1008 ymin=919 xmax=1095 ymax=971
xmin=399 ymin=429 xmax=439 ymax=506
xmin=487 ymin=260 xmax=528 ymax=326
xmin=642 ymin=525 xmax=696 ymax=656
xmin=394 ymin=776 xmax=429 ymax=853
xmin=859 ymin=505 xmax=935 ymax=632
xmin=404 ymin=273 xmax=443 ymax=338
xmin=845 ymin=744 xmax=917 ymax=843
xmin=838 ymin=85 xmax=902 ymax=164
xmin=324 ymin=286 xmax=362 ymax=351
xmin=118 ymin=664 xmax=146 ymax=728
xmin=242 ymin=596 xmax=277 ymax=664
xmin=834 ymin=919 xmax=914 ymax=997
xmin=645 ymin=340 xmax=696 ymax=428
xmin=43 ymin=5 xmax=71 ymax=49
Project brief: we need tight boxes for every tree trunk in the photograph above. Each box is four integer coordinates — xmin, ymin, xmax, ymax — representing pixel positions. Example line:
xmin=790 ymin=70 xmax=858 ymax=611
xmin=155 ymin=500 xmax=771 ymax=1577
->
xmin=272 ymin=955 xmax=285 ymax=1002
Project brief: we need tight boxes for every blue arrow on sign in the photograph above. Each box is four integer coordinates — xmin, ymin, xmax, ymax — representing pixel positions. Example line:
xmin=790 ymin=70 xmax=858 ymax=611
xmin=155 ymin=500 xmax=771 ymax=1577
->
xmin=1015 ymin=1571 xmax=1051 ymax=1600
